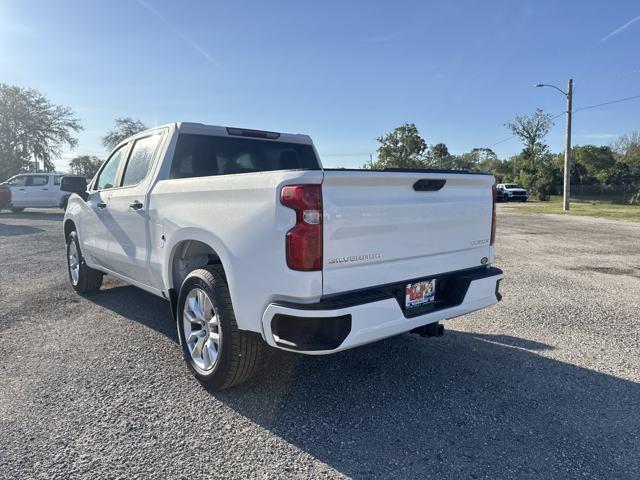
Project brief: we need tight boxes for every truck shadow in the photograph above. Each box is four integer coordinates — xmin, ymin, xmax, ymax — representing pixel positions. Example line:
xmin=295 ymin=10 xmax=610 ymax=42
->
xmin=209 ymin=332 xmax=639 ymax=479
xmin=0 ymin=211 xmax=64 ymax=222
xmin=89 ymin=281 xmax=178 ymax=342
xmin=0 ymin=223 xmax=45 ymax=237
xmin=89 ymin=283 xmax=639 ymax=478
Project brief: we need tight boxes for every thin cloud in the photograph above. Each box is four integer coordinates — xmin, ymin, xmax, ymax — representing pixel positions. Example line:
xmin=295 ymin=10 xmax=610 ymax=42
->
xmin=576 ymin=133 xmax=619 ymax=140
xmin=600 ymin=14 xmax=640 ymax=42
xmin=135 ymin=0 xmax=220 ymax=67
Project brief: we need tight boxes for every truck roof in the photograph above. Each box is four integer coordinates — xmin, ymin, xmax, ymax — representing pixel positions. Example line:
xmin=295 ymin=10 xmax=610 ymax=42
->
xmin=175 ymin=122 xmax=314 ymax=145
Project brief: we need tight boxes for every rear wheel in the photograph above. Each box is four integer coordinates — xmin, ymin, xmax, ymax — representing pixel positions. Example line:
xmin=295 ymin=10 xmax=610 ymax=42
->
xmin=66 ymin=231 xmax=103 ymax=293
xmin=177 ymin=266 xmax=264 ymax=389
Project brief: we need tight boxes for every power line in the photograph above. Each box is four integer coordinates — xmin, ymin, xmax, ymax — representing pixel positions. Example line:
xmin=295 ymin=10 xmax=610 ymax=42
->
xmin=573 ymin=94 xmax=640 ymax=113
xmin=488 ymin=135 xmax=516 ymax=148
xmin=488 ymin=111 xmax=566 ymax=148
xmin=488 ymin=93 xmax=639 ymax=148
xmin=326 ymin=93 xmax=640 ymax=156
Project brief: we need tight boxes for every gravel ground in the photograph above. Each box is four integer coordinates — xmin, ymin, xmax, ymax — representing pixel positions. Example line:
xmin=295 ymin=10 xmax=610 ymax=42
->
xmin=0 ymin=207 xmax=639 ymax=480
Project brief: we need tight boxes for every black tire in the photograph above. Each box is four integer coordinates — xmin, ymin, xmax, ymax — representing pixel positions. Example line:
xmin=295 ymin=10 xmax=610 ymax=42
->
xmin=10 ymin=207 xmax=24 ymax=213
xmin=177 ymin=266 xmax=264 ymax=389
xmin=66 ymin=231 xmax=103 ymax=294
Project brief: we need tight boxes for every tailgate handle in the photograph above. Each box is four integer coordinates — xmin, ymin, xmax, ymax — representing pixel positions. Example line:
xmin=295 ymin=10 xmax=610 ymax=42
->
xmin=413 ymin=179 xmax=446 ymax=191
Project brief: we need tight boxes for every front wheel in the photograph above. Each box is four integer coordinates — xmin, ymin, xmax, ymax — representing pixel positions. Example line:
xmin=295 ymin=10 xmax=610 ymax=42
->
xmin=177 ymin=266 xmax=264 ymax=389
xmin=66 ymin=231 xmax=103 ymax=293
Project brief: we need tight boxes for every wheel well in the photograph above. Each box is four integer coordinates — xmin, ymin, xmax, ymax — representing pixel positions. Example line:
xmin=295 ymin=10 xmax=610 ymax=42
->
xmin=171 ymin=240 xmax=223 ymax=290
xmin=64 ymin=219 xmax=75 ymax=239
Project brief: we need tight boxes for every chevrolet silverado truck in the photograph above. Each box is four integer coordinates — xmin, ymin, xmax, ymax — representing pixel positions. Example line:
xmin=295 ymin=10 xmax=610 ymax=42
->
xmin=496 ymin=183 xmax=528 ymax=202
xmin=61 ymin=123 xmax=503 ymax=389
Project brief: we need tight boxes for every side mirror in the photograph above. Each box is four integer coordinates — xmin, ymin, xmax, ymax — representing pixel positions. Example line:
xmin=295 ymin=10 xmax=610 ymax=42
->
xmin=60 ymin=176 xmax=88 ymax=201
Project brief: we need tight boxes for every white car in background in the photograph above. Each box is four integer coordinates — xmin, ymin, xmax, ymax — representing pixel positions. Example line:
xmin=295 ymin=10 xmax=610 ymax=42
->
xmin=2 ymin=173 xmax=85 ymax=212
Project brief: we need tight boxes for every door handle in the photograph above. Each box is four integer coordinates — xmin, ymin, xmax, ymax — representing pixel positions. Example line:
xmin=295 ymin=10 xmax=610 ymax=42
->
xmin=129 ymin=200 xmax=144 ymax=210
xmin=97 ymin=201 xmax=107 ymax=209
xmin=42 ymin=188 xmax=49 ymax=191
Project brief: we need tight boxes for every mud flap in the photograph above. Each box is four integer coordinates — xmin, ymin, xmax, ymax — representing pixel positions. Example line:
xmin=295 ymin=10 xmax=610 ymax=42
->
xmin=168 ymin=288 xmax=181 ymax=345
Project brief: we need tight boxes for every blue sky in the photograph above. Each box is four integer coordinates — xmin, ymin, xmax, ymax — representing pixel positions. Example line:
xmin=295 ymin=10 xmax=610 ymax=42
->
xmin=1 ymin=0 xmax=639 ymax=171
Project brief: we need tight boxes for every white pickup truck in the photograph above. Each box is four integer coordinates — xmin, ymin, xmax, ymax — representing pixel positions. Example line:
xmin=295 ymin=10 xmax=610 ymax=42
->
xmin=2 ymin=172 xmax=83 ymax=212
xmin=62 ymin=122 xmax=502 ymax=389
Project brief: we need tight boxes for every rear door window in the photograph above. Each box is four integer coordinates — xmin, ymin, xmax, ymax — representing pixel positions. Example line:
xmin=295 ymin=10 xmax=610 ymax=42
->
xmin=26 ymin=175 xmax=49 ymax=187
xmin=121 ymin=132 xmax=164 ymax=187
xmin=170 ymin=134 xmax=320 ymax=179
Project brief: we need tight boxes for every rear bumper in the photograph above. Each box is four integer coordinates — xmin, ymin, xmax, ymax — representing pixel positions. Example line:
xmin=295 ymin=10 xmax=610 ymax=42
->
xmin=508 ymin=193 xmax=528 ymax=200
xmin=261 ymin=267 xmax=503 ymax=354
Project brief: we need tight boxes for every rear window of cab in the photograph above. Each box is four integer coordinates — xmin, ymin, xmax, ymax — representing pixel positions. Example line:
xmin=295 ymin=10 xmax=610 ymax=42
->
xmin=170 ymin=134 xmax=320 ymax=179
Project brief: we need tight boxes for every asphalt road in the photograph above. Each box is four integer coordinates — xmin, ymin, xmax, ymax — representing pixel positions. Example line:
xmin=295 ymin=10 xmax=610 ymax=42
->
xmin=1 ymin=207 xmax=639 ymax=480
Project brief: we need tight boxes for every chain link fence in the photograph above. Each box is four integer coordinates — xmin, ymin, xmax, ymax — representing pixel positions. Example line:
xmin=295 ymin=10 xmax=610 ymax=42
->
xmin=552 ymin=184 xmax=638 ymax=204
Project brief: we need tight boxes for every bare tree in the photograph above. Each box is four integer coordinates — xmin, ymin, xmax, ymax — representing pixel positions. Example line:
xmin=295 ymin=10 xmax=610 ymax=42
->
xmin=612 ymin=131 xmax=640 ymax=157
xmin=505 ymin=108 xmax=554 ymax=160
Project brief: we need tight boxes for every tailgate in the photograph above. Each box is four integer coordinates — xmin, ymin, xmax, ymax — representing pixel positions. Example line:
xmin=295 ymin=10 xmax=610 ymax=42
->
xmin=321 ymin=170 xmax=495 ymax=295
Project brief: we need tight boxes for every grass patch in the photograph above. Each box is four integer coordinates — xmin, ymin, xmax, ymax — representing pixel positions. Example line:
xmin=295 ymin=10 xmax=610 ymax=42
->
xmin=501 ymin=197 xmax=640 ymax=222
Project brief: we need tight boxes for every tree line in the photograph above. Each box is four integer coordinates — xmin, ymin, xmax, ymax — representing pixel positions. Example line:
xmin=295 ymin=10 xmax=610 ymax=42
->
xmin=367 ymin=112 xmax=640 ymax=204
xmin=1 ymin=82 xmax=638 ymax=203
xmin=0 ymin=83 xmax=147 ymax=180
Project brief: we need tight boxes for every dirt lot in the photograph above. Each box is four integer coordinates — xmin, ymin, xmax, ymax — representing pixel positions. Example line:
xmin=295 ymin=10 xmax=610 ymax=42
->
xmin=1 ymin=207 xmax=639 ymax=479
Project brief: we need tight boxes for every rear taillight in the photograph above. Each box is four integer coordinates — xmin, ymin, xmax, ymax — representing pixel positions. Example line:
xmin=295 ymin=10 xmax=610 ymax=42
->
xmin=280 ymin=185 xmax=322 ymax=271
xmin=490 ymin=184 xmax=497 ymax=246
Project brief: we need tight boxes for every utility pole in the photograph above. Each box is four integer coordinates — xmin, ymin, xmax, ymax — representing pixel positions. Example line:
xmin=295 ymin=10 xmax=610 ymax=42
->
xmin=535 ymin=79 xmax=574 ymax=210
xmin=563 ymin=79 xmax=573 ymax=211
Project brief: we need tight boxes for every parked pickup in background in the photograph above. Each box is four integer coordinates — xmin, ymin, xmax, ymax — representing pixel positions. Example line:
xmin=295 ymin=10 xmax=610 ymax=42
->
xmin=496 ymin=183 xmax=528 ymax=202
xmin=61 ymin=122 xmax=503 ymax=389
xmin=2 ymin=173 xmax=85 ymax=212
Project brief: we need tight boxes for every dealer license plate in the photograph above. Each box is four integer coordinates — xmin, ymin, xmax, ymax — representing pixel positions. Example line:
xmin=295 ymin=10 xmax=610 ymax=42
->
xmin=405 ymin=279 xmax=436 ymax=309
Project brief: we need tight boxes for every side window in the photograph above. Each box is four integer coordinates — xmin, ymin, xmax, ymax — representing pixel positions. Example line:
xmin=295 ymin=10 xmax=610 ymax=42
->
xmin=8 ymin=175 xmax=27 ymax=187
xmin=54 ymin=175 xmax=62 ymax=185
xmin=121 ymin=132 xmax=163 ymax=187
xmin=95 ymin=145 xmax=127 ymax=190
xmin=27 ymin=175 xmax=49 ymax=187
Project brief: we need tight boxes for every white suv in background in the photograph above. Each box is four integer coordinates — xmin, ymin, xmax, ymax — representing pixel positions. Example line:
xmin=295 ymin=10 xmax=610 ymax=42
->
xmin=3 ymin=173 xmax=85 ymax=212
